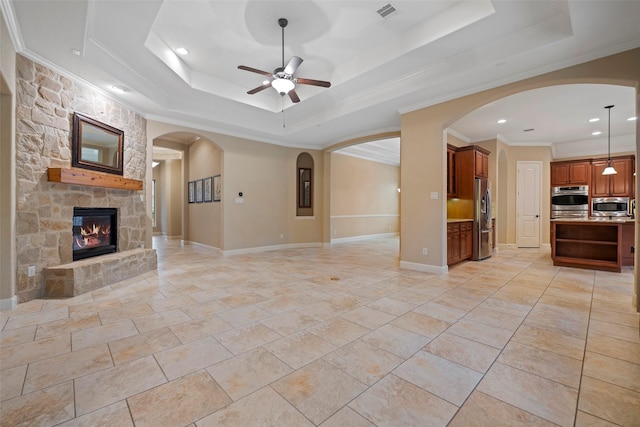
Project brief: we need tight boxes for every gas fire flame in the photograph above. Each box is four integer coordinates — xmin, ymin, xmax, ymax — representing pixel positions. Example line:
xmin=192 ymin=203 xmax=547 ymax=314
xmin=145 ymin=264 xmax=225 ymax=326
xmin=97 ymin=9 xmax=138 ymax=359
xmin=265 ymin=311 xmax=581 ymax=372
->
xmin=74 ymin=223 xmax=111 ymax=249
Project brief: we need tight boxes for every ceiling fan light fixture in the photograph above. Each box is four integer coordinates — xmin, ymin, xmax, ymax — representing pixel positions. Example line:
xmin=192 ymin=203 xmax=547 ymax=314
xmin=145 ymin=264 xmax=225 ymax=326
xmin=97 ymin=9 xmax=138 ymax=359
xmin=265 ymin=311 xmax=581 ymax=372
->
xmin=271 ymin=78 xmax=295 ymax=95
xmin=602 ymin=105 xmax=617 ymax=176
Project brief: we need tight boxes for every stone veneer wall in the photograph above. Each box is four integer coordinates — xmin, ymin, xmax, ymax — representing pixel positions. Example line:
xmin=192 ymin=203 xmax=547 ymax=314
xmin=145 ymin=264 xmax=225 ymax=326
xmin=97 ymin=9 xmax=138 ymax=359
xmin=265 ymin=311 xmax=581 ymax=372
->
xmin=15 ymin=55 xmax=149 ymax=302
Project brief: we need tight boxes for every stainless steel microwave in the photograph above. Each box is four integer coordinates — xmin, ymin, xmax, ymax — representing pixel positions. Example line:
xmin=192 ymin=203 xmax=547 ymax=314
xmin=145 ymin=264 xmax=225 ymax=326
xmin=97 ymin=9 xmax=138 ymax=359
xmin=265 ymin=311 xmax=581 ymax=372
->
xmin=591 ymin=197 xmax=630 ymax=217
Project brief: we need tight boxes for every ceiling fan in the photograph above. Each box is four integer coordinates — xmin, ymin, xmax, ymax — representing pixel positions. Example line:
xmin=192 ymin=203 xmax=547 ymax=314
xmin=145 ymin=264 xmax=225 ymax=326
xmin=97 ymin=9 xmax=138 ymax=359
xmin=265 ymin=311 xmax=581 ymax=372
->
xmin=238 ymin=18 xmax=331 ymax=104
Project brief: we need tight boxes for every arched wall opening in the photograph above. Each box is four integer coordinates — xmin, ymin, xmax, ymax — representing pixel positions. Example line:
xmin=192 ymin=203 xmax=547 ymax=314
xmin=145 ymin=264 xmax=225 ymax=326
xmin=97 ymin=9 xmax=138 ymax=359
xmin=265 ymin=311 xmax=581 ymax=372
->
xmin=399 ymin=49 xmax=639 ymax=279
xmin=151 ymin=133 xmax=223 ymax=250
xmin=324 ymin=132 xmax=401 ymax=244
xmin=445 ymin=83 xmax=635 ymax=249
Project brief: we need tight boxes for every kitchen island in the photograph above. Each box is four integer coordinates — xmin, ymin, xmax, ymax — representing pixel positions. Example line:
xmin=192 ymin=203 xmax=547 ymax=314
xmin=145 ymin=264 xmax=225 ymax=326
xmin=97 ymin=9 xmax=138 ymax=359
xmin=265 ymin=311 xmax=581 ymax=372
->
xmin=551 ymin=218 xmax=635 ymax=272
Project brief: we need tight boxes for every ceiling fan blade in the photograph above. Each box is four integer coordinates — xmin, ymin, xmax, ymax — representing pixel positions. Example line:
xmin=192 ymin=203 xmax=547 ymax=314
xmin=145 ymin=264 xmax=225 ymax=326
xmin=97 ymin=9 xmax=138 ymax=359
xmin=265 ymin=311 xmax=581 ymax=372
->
xmin=295 ymin=77 xmax=331 ymax=88
xmin=288 ymin=89 xmax=300 ymax=103
xmin=247 ymin=82 xmax=272 ymax=94
xmin=284 ymin=56 xmax=303 ymax=75
xmin=238 ymin=65 xmax=273 ymax=77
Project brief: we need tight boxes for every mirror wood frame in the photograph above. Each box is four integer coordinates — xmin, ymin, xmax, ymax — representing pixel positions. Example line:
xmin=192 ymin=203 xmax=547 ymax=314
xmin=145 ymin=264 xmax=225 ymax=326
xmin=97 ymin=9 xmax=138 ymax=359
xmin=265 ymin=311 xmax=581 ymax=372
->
xmin=72 ymin=112 xmax=124 ymax=175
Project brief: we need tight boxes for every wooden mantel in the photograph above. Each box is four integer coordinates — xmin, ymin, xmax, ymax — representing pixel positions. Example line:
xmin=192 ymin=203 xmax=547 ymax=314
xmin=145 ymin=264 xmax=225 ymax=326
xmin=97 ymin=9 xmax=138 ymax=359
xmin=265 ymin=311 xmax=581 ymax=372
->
xmin=48 ymin=167 xmax=143 ymax=191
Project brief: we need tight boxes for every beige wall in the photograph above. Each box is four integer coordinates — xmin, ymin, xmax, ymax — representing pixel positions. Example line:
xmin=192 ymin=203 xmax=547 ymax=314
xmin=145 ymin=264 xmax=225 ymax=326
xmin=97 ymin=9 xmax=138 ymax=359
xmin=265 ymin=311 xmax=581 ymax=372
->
xmin=400 ymin=48 xmax=640 ymax=274
xmin=476 ymin=140 xmax=552 ymax=245
xmin=152 ymin=164 xmax=162 ymax=234
xmin=330 ymin=153 xmax=399 ymax=239
xmin=156 ymin=159 xmax=183 ymax=238
xmin=146 ymin=121 xmax=324 ymax=252
xmin=0 ymin=15 xmax=17 ymax=308
xmin=188 ymin=139 xmax=221 ymax=248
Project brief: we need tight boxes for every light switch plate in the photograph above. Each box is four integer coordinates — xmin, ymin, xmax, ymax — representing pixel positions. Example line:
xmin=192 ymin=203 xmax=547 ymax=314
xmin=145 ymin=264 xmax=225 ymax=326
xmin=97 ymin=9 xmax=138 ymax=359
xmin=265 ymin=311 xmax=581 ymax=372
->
xmin=430 ymin=192 xmax=438 ymax=200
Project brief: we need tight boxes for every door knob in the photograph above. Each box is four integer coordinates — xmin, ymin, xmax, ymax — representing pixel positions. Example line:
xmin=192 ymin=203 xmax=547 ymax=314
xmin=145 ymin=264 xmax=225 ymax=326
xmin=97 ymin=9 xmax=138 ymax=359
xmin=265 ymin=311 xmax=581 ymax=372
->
xmin=535 ymin=215 xmax=539 ymax=218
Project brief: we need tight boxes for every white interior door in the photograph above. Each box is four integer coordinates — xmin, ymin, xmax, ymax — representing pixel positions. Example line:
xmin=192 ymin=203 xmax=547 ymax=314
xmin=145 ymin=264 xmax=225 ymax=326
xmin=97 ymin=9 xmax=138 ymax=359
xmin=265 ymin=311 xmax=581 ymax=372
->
xmin=517 ymin=161 xmax=541 ymax=247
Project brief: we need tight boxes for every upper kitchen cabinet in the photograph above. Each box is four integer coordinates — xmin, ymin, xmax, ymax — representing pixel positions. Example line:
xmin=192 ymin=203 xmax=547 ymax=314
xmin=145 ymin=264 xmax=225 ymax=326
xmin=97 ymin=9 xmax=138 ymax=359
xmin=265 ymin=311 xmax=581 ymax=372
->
xmin=456 ymin=145 xmax=491 ymax=181
xmin=447 ymin=144 xmax=457 ymax=198
xmin=474 ymin=148 xmax=490 ymax=178
xmin=591 ymin=156 xmax=634 ymax=198
xmin=550 ymin=160 xmax=590 ymax=186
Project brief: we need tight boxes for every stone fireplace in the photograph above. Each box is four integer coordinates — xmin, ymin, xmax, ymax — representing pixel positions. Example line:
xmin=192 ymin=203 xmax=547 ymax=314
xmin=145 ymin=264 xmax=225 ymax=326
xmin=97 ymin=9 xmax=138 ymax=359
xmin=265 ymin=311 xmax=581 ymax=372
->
xmin=72 ymin=207 xmax=118 ymax=261
xmin=15 ymin=55 xmax=156 ymax=302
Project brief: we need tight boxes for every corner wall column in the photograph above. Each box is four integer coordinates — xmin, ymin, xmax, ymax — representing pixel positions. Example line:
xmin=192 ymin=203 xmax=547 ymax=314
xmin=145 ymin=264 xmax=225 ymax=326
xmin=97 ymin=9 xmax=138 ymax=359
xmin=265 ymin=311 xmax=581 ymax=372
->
xmin=0 ymin=81 xmax=17 ymax=310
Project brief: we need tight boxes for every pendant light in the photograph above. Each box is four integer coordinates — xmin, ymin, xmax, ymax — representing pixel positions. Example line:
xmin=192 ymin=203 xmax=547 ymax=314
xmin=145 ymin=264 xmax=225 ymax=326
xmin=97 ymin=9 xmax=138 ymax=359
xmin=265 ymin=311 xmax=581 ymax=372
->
xmin=602 ymin=105 xmax=617 ymax=175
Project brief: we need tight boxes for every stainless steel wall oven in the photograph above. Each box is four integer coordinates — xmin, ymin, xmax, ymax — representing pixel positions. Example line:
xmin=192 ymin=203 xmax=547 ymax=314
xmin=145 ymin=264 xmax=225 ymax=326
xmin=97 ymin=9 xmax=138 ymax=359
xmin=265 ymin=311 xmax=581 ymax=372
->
xmin=551 ymin=185 xmax=589 ymax=219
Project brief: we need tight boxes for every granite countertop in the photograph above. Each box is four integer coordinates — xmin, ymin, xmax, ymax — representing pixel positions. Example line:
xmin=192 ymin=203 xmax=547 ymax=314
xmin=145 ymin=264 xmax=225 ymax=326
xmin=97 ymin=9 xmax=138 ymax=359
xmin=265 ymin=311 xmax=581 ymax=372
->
xmin=551 ymin=217 xmax=635 ymax=224
xmin=447 ymin=218 xmax=473 ymax=223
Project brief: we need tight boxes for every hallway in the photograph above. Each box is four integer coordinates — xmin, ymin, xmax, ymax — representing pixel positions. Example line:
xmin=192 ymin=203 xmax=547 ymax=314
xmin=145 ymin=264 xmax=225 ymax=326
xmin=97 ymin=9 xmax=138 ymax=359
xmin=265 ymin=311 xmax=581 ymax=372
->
xmin=1 ymin=236 xmax=639 ymax=426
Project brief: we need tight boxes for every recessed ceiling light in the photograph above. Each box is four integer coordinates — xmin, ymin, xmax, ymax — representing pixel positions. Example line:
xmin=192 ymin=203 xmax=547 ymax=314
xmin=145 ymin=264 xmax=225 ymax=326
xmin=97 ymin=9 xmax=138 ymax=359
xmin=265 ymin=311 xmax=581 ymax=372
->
xmin=628 ymin=116 xmax=637 ymax=121
xmin=176 ymin=47 xmax=189 ymax=55
xmin=592 ymin=131 xmax=602 ymax=136
xmin=71 ymin=49 xmax=81 ymax=56
xmin=497 ymin=119 xmax=506 ymax=124
xmin=589 ymin=118 xmax=600 ymax=122
xmin=111 ymin=85 xmax=127 ymax=94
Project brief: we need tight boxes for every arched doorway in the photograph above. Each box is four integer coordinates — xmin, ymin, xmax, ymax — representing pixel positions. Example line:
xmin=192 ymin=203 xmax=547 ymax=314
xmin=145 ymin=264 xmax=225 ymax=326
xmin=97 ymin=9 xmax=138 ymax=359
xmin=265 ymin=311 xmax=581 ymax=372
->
xmin=447 ymin=84 xmax=636 ymax=248
xmin=152 ymin=133 xmax=223 ymax=249
xmin=327 ymin=135 xmax=401 ymax=248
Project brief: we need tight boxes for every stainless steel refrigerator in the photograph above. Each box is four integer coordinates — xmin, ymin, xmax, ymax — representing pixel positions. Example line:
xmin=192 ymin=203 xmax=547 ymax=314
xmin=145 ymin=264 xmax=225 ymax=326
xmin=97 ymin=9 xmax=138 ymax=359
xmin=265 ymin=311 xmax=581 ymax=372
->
xmin=473 ymin=178 xmax=493 ymax=260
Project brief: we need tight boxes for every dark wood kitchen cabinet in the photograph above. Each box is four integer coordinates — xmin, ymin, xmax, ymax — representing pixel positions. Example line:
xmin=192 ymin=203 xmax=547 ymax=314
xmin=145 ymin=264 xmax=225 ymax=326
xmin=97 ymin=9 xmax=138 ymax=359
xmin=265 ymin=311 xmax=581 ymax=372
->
xmin=621 ymin=223 xmax=635 ymax=266
xmin=455 ymin=145 xmax=491 ymax=186
xmin=591 ymin=156 xmax=633 ymax=198
xmin=447 ymin=144 xmax=457 ymax=198
xmin=460 ymin=221 xmax=473 ymax=260
xmin=550 ymin=160 xmax=590 ymax=186
xmin=551 ymin=221 xmax=622 ymax=272
xmin=448 ymin=221 xmax=473 ymax=266
xmin=474 ymin=149 xmax=489 ymax=179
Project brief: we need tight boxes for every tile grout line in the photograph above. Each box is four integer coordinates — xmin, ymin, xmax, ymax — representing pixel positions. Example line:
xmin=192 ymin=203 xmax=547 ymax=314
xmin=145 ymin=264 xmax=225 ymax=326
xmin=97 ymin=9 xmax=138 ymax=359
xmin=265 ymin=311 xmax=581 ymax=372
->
xmin=572 ymin=270 xmax=597 ymax=426
xmin=445 ymin=253 xmax=565 ymax=425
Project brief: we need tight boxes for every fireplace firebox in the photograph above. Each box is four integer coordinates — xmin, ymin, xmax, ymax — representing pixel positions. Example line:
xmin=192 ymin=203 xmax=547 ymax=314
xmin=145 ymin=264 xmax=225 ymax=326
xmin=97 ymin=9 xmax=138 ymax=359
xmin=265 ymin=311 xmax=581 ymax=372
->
xmin=72 ymin=207 xmax=118 ymax=261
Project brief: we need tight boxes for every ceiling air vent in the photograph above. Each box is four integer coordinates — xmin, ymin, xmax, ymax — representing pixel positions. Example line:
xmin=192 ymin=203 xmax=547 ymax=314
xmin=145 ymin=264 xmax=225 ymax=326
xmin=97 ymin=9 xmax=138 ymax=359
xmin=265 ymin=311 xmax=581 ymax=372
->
xmin=377 ymin=3 xmax=397 ymax=18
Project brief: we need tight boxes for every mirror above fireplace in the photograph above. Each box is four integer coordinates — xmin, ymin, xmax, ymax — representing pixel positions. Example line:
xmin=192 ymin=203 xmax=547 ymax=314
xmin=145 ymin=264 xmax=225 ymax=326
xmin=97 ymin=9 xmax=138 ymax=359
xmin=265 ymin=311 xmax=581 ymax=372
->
xmin=72 ymin=112 xmax=124 ymax=175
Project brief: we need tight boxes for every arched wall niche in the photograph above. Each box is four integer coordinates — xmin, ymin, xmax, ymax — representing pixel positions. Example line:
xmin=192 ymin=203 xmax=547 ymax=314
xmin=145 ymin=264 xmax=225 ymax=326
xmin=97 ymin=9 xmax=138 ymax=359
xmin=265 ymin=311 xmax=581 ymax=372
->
xmin=296 ymin=152 xmax=314 ymax=217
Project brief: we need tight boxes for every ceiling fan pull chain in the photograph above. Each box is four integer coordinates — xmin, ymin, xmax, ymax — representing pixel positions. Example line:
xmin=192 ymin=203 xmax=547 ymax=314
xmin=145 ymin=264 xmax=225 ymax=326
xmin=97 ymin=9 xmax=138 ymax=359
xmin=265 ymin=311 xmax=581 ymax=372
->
xmin=282 ymin=96 xmax=286 ymax=128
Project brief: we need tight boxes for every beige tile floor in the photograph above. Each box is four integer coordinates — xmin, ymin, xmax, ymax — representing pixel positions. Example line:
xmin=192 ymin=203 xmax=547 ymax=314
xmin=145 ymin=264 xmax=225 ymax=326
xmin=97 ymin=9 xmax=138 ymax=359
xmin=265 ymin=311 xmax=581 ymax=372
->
xmin=1 ymin=236 xmax=639 ymax=426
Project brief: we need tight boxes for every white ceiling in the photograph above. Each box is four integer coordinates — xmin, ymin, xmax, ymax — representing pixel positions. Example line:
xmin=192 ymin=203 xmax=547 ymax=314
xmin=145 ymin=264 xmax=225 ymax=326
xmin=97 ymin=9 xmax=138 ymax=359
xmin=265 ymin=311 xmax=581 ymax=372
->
xmin=3 ymin=0 xmax=639 ymax=163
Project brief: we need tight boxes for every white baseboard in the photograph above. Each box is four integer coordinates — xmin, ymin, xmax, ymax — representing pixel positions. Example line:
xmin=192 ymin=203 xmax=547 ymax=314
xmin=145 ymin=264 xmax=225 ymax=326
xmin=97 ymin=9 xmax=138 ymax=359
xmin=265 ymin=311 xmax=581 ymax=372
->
xmin=496 ymin=243 xmax=551 ymax=251
xmin=187 ymin=241 xmax=223 ymax=254
xmin=0 ymin=295 xmax=17 ymax=311
xmin=400 ymin=260 xmax=448 ymax=275
xmin=331 ymin=232 xmax=399 ymax=244
xmin=223 ymin=242 xmax=321 ymax=256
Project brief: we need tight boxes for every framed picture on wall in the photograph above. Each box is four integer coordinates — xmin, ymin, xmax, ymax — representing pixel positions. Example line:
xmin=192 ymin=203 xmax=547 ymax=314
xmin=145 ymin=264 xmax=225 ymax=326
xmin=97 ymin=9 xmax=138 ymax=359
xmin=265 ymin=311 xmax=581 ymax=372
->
xmin=204 ymin=176 xmax=213 ymax=202
xmin=188 ymin=181 xmax=195 ymax=203
xmin=213 ymin=175 xmax=221 ymax=202
xmin=195 ymin=179 xmax=204 ymax=203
